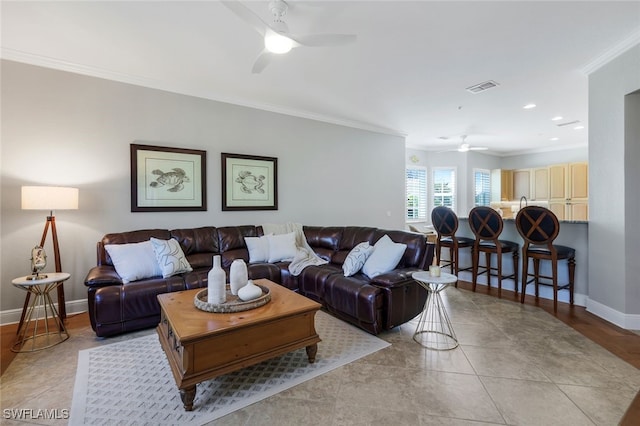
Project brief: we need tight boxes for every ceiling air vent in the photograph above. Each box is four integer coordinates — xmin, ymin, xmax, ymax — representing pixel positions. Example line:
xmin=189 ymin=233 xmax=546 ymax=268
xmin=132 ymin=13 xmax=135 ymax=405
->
xmin=556 ymin=120 xmax=580 ymax=127
xmin=466 ymin=80 xmax=500 ymax=94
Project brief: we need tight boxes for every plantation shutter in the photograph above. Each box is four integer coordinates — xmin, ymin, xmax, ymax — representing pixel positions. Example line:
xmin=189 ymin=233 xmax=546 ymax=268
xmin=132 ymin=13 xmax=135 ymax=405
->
xmin=406 ymin=167 xmax=427 ymax=220
xmin=433 ymin=168 xmax=456 ymax=212
xmin=474 ymin=169 xmax=491 ymax=206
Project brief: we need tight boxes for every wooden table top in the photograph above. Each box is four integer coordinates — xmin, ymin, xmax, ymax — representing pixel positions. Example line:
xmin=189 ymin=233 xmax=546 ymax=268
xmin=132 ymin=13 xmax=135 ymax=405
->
xmin=157 ymin=279 xmax=321 ymax=343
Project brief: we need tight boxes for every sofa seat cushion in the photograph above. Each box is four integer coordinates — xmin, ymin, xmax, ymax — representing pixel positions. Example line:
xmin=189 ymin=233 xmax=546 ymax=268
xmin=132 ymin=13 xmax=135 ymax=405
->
xmin=182 ymin=269 xmax=210 ymax=290
xmin=93 ymin=276 xmax=184 ymax=326
xmin=323 ymin=274 xmax=384 ymax=331
xmin=298 ymin=264 xmax=342 ymax=302
xmin=248 ymin=263 xmax=283 ymax=285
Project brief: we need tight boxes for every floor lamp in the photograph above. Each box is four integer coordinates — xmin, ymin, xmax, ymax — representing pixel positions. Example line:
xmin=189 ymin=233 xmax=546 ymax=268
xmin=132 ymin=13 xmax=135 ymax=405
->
xmin=21 ymin=186 xmax=79 ymax=323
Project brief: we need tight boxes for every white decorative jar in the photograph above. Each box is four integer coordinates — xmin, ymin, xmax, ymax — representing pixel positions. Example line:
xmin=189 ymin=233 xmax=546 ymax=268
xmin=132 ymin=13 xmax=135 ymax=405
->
xmin=229 ymin=258 xmax=248 ymax=295
xmin=238 ymin=280 xmax=262 ymax=301
xmin=208 ymin=255 xmax=226 ymax=304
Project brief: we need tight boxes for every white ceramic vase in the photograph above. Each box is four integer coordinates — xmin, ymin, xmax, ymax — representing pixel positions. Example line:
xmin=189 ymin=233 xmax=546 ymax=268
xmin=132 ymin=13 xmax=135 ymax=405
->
xmin=229 ymin=258 xmax=248 ymax=295
xmin=208 ymin=255 xmax=226 ymax=304
xmin=238 ymin=280 xmax=262 ymax=301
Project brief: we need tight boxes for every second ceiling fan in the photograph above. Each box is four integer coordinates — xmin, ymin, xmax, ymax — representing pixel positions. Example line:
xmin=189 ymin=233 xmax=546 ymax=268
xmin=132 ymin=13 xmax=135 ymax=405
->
xmin=222 ymin=0 xmax=357 ymax=74
xmin=442 ymin=135 xmax=488 ymax=152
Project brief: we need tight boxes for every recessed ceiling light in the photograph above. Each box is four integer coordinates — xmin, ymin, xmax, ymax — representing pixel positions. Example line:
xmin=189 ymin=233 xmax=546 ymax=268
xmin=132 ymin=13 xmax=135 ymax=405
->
xmin=551 ymin=116 xmax=563 ymax=121
xmin=523 ymin=103 xmax=537 ymax=109
xmin=550 ymin=137 xmax=559 ymax=141
xmin=574 ymin=125 xmax=585 ymax=130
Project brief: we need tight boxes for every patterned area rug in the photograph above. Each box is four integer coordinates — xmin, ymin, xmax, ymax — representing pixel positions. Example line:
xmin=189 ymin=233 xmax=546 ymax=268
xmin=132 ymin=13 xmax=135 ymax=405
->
xmin=70 ymin=311 xmax=389 ymax=425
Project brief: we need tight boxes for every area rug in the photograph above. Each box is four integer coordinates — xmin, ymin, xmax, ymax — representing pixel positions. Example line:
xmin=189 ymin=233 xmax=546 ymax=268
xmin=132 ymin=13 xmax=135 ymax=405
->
xmin=69 ymin=311 xmax=389 ymax=425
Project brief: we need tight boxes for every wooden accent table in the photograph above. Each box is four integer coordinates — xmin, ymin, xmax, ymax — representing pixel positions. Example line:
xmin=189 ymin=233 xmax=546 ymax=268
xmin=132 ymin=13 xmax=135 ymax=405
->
xmin=156 ymin=279 xmax=321 ymax=411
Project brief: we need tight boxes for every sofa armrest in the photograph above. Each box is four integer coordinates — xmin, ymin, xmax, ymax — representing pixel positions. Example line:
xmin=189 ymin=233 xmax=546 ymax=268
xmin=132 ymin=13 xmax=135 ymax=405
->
xmin=369 ymin=267 xmax=422 ymax=289
xmin=84 ymin=265 xmax=123 ymax=288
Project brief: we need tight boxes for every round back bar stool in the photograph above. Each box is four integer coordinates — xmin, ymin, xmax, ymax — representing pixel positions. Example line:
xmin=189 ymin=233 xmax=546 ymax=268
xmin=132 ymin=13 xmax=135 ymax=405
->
xmin=431 ymin=206 xmax=474 ymax=281
xmin=468 ymin=207 xmax=519 ymax=297
xmin=515 ymin=206 xmax=576 ymax=312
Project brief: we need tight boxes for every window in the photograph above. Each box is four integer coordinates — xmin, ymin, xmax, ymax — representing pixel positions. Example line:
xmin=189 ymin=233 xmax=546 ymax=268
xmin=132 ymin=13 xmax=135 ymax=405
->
xmin=406 ymin=167 xmax=427 ymax=220
xmin=433 ymin=168 xmax=456 ymax=211
xmin=474 ymin=169 xmax=491 ymax=206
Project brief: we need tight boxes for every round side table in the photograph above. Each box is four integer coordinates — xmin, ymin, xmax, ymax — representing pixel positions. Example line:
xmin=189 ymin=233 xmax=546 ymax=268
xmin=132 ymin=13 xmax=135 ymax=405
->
xmin=411 ymin=271 xmax=459 ymax=350
xmin=11 ymin=272 xmax=71 ymax=353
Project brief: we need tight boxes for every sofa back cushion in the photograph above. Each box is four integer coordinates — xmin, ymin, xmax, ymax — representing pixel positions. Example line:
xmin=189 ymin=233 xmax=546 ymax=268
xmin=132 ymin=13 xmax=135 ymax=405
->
xmin=99 ymin=229 xmax=170 ymax=266
xmin=170 ymin=227 xmax=219 ymax=270
xmin=303 ymin=226 xmax=343 ymax=261
xmin=217 ymin=226 xmax=260 ymax=268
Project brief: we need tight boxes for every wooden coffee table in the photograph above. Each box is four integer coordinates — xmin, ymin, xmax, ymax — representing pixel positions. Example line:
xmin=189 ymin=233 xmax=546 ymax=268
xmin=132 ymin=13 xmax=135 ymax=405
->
xmin=156 ymin=279 xmax=321 ymax=411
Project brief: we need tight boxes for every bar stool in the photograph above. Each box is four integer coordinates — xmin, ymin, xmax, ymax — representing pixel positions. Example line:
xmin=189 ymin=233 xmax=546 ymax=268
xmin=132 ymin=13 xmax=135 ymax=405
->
xmin=431 ymin=206 xmax=473 ymax=282
xmin=515 ymin=206 xmax=576 ymax=312
xmin=468 ymin=207 xmax=519 ymax=296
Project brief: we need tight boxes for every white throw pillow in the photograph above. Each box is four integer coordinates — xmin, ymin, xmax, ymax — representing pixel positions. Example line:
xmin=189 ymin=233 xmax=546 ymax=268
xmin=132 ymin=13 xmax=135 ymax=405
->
xmin=362 ymin=235 xmax=407 ymax=279
xmin=105 ymin=240 xmax=162 ymax=284
xmin=267 ymin=232 xmax=297 ymax=263
xmin=245 ymin=235 xmax=270 ymax=264
xmin=342 ymin=242 xmax=375 ymax=277
xmin=150 ymin=237 xmax=193 ymax=278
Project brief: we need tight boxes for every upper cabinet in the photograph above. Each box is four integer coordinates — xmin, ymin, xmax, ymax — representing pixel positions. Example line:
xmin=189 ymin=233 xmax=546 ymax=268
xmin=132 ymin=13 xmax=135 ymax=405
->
xmin=531 ymin=167 xmax=549 ymax=201
xmin=501 ymin=169 xmax=513 ymax=201
xmin=549 ymin=162 xmax=589 ymax=220
xmin=513 ymin=169 xmax=530 ymax=200
xmin=491 ymin=162 xmax=588 ymax=220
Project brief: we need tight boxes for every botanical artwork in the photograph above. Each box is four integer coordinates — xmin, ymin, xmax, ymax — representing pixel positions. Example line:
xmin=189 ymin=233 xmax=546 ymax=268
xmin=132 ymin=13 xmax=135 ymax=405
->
xmin=222 ymin=153 xmax=278 ymax=211
xmin=131 ymin=144 xmax=206 ymax=212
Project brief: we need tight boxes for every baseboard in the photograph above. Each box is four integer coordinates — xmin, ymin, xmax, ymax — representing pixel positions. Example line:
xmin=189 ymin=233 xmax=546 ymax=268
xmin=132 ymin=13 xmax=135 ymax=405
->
xmin=0 ymin=299 xmax=88 ymax=326
xmin=586 ymin=298 xmax=640 ymax=330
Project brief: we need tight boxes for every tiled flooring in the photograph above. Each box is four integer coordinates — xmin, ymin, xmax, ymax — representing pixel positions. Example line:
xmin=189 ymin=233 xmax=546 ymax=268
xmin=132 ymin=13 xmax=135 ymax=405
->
xmin=2 ymin=286 xmax=639 ymax=425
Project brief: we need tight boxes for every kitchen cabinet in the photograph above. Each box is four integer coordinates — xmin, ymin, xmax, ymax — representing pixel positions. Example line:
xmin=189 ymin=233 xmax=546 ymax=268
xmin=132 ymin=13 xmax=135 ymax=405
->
xmin=501 ymin=169 xmax=513 ymax=201
xmin=549 ymin=162 xmax=588 ymax=220
xmin=531 ymin=167 xmax=549 ymax=201
xmin=513 ymin=169 xmax=530 ymax=200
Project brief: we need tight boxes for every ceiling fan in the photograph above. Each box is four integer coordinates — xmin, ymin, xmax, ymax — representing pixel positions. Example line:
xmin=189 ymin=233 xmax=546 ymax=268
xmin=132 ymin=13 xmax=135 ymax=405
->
xmin=441 ymin=135 xmax=488 ymax=153
xmin=221 ymin=0 xmax=357 ymax=73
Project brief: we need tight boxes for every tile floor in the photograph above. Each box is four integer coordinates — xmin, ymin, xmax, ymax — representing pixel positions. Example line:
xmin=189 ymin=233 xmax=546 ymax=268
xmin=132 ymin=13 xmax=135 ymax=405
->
xmin=1 ymin=286 xmax=639 ymax=425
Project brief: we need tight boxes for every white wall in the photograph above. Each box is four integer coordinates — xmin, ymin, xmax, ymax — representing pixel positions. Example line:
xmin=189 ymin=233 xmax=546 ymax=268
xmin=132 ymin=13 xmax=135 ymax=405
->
xmin=501 ymin=146 xmax=588 ymax=169
xmin=587 ymin=44 xmax=640 ymax=329
xmin=0 ymin=60 xmax=406 ymax=318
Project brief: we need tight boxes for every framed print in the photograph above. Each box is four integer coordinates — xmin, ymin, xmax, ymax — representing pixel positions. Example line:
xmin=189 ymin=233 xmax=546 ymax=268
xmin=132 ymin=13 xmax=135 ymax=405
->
xmin=131 ymin=143 xmax=207 ymax=212
xmin=222 ymin=153 xmax=278 ymax=211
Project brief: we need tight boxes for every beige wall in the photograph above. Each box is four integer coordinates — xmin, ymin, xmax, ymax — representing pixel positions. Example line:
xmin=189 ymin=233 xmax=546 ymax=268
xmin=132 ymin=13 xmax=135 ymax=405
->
xmin=0 ymin=60 xmax=406 ymax=320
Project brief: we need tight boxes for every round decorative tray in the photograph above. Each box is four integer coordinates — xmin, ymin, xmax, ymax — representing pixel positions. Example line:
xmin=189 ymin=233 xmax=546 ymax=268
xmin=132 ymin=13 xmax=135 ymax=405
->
xmin=194 ymin=284 xmax=271 ymax=313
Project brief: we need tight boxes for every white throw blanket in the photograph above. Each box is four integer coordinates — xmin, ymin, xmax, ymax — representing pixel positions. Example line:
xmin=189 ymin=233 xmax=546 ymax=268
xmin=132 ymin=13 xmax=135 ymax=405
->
xmin=262 ymin=222 xmax=328 ymax=276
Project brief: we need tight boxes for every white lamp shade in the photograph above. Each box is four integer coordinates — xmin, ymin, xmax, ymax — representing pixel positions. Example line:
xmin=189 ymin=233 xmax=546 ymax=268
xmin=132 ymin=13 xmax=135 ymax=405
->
xmin=21 ymin=186 xmax=79 ymax=210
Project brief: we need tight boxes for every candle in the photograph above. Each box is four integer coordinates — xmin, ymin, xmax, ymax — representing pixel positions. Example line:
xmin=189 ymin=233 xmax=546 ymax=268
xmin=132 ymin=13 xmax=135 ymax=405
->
xmin=429 ymin=265 xmax=441 ymax=277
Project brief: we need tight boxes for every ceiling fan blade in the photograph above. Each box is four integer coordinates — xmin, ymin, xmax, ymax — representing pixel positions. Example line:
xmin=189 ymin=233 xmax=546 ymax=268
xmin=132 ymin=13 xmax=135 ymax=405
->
xmin=251 ymin=50 xmax=274 ymax=74
xmin=221 ymin=1 xmax=268 ymax=38
xmin=288 ymin=33 xmax=356 ymax=47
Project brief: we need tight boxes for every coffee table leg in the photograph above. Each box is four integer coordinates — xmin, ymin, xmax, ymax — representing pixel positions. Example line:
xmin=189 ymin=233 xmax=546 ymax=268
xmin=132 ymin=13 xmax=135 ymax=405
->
xmin=180 ymin=385 xmax=196 ymax=411
xmin=306 ymin=343 xmax=317 ymax=363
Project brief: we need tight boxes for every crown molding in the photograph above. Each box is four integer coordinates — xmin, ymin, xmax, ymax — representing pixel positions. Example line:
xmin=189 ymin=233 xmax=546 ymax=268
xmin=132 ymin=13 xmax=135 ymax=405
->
xmin=580 ymin=29 xmax=640 ymax=75
xmin=0 ymin=48 xmax=406 ymax=138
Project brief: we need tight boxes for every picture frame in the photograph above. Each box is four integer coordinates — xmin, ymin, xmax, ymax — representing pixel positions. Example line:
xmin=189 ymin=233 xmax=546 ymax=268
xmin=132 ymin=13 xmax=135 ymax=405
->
xmin=130 ymin=143 xmax=207 ymax=212
xmin=222 ymin=153 xmax=278 ymax=211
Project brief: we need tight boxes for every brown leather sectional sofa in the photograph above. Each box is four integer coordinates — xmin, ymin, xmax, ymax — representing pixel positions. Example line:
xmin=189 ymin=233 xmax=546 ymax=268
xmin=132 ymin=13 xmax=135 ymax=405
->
xmin=84 ymin=225 xmax=434 ymax=337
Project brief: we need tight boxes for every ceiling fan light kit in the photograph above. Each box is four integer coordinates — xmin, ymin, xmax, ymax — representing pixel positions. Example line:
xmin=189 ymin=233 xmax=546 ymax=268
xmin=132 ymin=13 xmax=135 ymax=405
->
xmin=265 ymin=33 xmax=293 ymax=54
